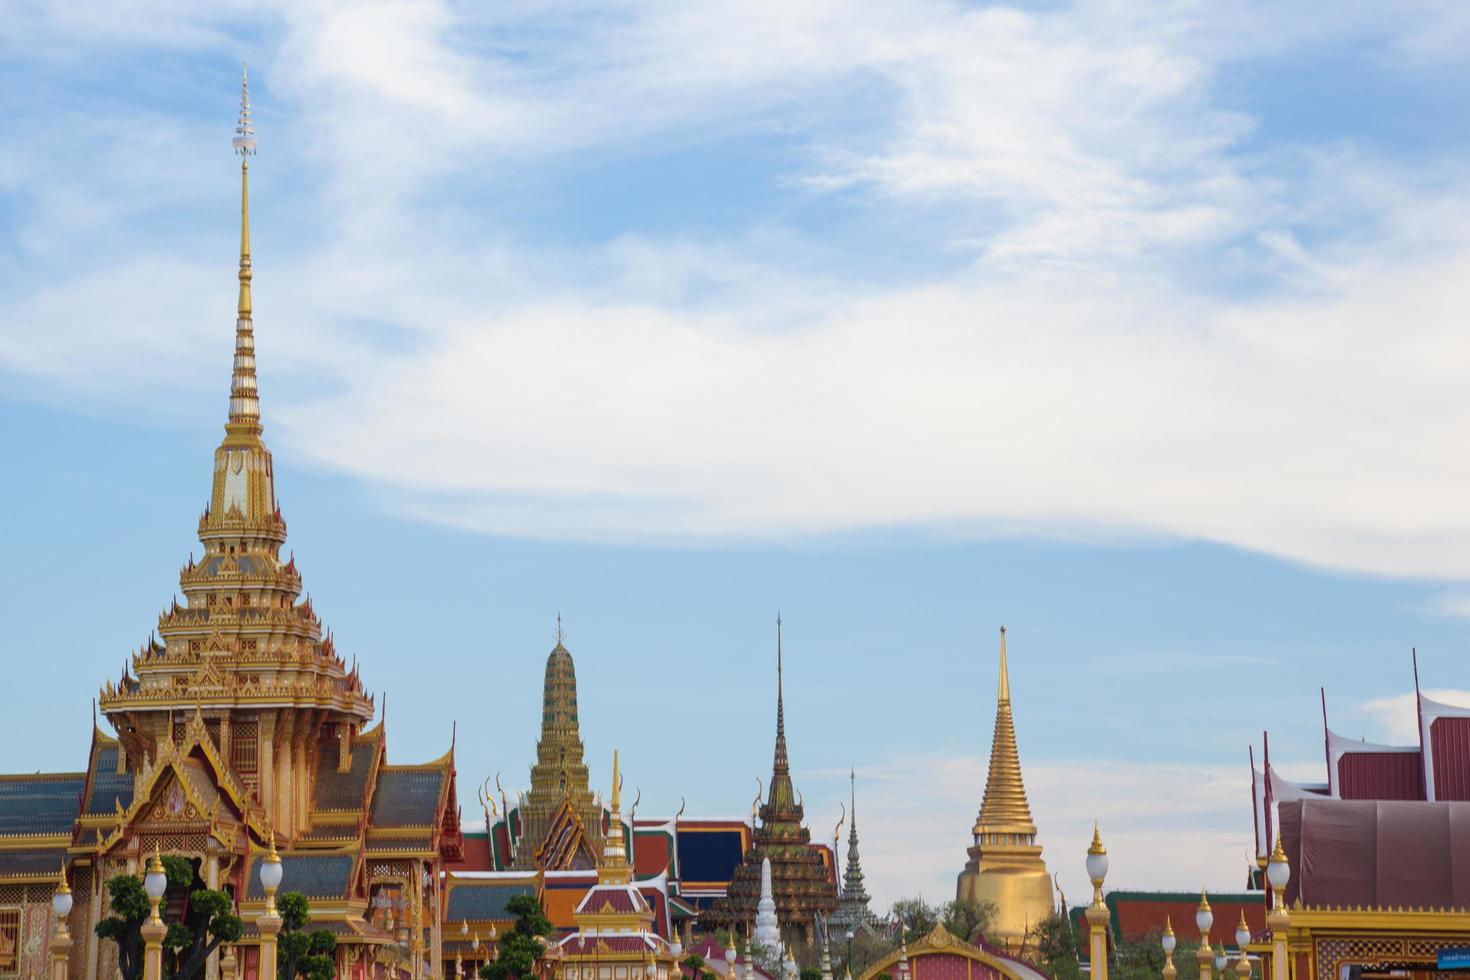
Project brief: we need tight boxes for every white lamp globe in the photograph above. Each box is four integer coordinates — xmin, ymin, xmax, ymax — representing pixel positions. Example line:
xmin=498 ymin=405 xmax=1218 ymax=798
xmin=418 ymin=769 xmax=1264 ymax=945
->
xmin=1196 ymin=905 xmax=1213 ymax=936
xmin=1266 ymin=855 xmax=1290 ymax=891
xmin=1215 ymin=954 xmax=1227 ymax=972
xmin=144 ymin=858 xmax=168 ymax=901
xmin=1236 ymin=922 xmax=1251 ymax=949
xmin=1085 ymin=850 xmax=1108 ymax=884
xmin=724 ymin=947 xmax=735 ymax=966
xmin=1161 ymin=932 xmax=1176 ymax=954
xmin=259 ymin=854 xmax=283 ymax=892
xmin=52 ymin=885 xmax=72 ymax=919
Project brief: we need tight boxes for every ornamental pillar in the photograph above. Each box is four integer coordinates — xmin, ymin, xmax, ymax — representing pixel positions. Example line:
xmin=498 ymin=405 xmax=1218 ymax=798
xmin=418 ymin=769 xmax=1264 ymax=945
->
xmin=1084 ymin=825 xmax=1110 ymax=980
xmin=1264 ymin=837 xmax=1293 ymax=980
xmin=221 ymin=946 xmax=239 ymax=980
xmin=49 ymin=925 xmax=72 ymax=980
xmin=143 ymin=848 xmax=169 ymax=980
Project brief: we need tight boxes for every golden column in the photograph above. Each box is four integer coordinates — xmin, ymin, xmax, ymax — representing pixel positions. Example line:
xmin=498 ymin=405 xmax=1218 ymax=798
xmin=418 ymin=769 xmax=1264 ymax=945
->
xmin=50 ymin=867 xmax=73 ymax=980
xmin=1160 ymin=917 xmax=1176 ymax=980
xmin=1195 ymin=892 xmax=1215 ymax=980
xmin=142 ymin=848 xmax=169 ymax=980
xmin=1083 ymin=824 xmax=1109 ymax=980
xmin=221 ymin=946 xmax=239 ymax=980
xmin=1265 ymin=838 xmax=1291 ymax=980
xmin=258 ymin=836 xmax=284 ymax=980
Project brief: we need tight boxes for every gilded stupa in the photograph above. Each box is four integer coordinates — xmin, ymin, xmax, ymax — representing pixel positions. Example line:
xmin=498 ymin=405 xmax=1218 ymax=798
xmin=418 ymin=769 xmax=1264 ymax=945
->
xmin=511 ymin=621 xmax=604 ymax=868
xmin=955 ymin=627 xmax=1052 ymax=949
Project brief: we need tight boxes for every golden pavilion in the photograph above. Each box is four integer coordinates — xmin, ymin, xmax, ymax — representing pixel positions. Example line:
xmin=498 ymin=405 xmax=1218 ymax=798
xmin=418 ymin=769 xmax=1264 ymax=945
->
xmin=955 ymin=628 xmax=1052 ymax=950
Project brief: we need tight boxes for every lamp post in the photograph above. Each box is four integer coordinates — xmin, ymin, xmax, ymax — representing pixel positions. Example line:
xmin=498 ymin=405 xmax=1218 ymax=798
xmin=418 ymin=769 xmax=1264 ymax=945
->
xmin=1160 ymin=917 xmax=1176 ymax=980
xmin=1196 ymin=892 xmax=1214 ymax=980
xmin=50 ymin=865 xmax=73 ymax=980
xmin=142 ymin=846 xmax=169 ymax=980
xmin=725 ymin=943 xmax=736 ymax=979
xmin=1235 ymin=912 xmax=1252 ymax=980
xmin=1084 ymin=824 xmax=1110 ymax=980
xmin=1265 ymin=838 xmax=1291 ymax=980
xmin=258 ymin=835 xmax=284 ymax=980
xmin=897 ymin=942 xmax=909 ymax=980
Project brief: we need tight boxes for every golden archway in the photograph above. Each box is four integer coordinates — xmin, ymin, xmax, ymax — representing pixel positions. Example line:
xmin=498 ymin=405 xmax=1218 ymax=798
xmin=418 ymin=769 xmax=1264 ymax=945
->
xmin=858 ymin=925 xmax=1048 ymax=980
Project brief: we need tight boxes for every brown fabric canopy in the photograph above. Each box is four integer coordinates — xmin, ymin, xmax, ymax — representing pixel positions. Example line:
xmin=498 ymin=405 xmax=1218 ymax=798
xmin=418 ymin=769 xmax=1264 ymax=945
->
xmin=1280 ymin=799 xmax=1470 ymax=909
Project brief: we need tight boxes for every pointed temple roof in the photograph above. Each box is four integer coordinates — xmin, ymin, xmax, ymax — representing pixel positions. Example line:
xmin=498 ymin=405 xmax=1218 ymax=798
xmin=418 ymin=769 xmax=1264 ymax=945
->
xmin=829 ymin=770 xmax=876 ymax=931
xmin=699 ymin=617 xmax=835 ymax=938
xmin=973 ymin=627 xmax=1037 ymax=837
xmin=514 ymin=625 xmax=603 ymax=868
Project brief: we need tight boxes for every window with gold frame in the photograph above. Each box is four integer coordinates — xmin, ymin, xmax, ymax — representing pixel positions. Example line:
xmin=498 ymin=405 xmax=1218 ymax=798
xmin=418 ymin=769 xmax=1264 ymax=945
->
xmin=0 ymin=907 xmax=19 ymax=973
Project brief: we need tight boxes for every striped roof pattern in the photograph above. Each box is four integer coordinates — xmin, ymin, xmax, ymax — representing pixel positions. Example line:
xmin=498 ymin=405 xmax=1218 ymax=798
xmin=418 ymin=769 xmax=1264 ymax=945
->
xmin=446 ymin=880 xmax=537 ymax=921
xmin=245 ymin=853 xmax=355 ymax=900
xmin=370 ymin=768 xmax=445 ymax=827
xmin=0 ymin=774 xmax=84 ymax=835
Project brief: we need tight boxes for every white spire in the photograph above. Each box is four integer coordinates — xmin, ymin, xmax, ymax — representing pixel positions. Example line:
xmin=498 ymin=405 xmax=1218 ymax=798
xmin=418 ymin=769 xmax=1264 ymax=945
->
xmin=754 ymin=855 xmax=780 ymax=951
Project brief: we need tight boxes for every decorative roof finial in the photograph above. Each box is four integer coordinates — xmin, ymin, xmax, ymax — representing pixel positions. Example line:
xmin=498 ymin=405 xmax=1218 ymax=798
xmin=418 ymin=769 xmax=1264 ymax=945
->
xmin=228 ymin=63 xmax=260 ymax=429
xmin=556 ymin=613 xmax=565 ymax=647
xmin=998 ymin=625 xmax=1010 ymax=703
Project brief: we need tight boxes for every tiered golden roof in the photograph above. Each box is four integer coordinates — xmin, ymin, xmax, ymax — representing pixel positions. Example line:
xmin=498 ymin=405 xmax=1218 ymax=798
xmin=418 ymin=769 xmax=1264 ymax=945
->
xmin=956 ymin=627 xmax=1052 ymax=950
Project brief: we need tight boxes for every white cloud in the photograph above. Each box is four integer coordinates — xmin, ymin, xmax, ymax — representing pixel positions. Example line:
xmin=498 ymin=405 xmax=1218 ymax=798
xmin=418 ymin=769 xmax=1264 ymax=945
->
xmin=7 ymin=1 xmax=1470 ymax=580
xmin=1352 ymin=689 xmax=1470 ymax=745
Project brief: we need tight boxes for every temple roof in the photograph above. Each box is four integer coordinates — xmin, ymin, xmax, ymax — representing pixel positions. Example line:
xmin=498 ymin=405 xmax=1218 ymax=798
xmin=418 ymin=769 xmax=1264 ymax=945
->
xmin=314 ymin=737 xmax=380 ymax=812
xmin=0 ymin=846 xmax=70 ymax=880
xmin=245 ymin=851 xmax=357 ymax=900
xmin=83 ymin=742 xmax=133 ymax=815
xmin=0 ymin=773 xmax=85 ymax=836
xmin=446 ymin=878 xmax=537 ymax=921
xmin=370 ymin=765 xmax=448 ymax=828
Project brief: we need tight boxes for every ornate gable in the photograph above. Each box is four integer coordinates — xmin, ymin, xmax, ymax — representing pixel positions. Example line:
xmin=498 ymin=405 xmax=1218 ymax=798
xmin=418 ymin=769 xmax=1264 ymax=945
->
xmin=536 ymin=797 xmax=599 ymax=871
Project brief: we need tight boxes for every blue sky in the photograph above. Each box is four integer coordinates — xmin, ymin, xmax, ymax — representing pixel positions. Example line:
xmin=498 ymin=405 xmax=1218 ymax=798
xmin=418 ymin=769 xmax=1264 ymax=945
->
xmin=4 ymin=0 xmax=1470 ymax=907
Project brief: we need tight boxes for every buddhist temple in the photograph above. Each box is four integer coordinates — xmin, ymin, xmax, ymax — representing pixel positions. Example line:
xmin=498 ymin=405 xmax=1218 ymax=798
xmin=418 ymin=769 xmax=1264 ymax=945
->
xmin=450 ymin=629 xmax=834 ymax=941
xmin=1244 ymin=664 xmax=1470 ymax=980
xmin=955 ymin=628 xmax=1052 ymax=950
xmin=698 ymin=619 xmax=837 ymax=941
xmin=827 ymin=772 xmax=876 ymax=935
xmin=0 ymin=74 xmax=464 ymax=980
xmin=547 ymin=752 xmax=678 ymax=980
xmin=509 ymin=627 xmax=604 ymax=871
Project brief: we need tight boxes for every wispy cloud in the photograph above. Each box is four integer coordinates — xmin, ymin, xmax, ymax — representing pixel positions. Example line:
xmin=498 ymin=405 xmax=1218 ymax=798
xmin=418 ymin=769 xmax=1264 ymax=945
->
xmin=6 ymin=1 xmax=1470 ymax=581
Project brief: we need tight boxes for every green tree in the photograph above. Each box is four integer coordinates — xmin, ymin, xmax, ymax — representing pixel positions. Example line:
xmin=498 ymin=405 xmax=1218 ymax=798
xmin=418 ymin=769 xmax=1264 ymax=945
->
xmin=479 ymin=893 xmax=552 ymax=980
xmin=889 ymin=899 xmax=939 ymax=943
xmin=800 ymin=968 xmax=822 ymax=980
xmin=1029 ymin=910 xmax=1081 ymax=980
xmin=940 ymin=899 xmax=996 ymax=945
xmin=97 ymin=856 xmax=241 ymax=980
xmin=277 ymin=892 xmax=337 ymax=980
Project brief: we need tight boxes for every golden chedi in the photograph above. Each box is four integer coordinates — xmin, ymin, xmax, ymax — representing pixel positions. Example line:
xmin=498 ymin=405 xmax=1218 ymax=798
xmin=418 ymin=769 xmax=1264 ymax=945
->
xmin=956 ymin=627 xmax=1052 ymax=949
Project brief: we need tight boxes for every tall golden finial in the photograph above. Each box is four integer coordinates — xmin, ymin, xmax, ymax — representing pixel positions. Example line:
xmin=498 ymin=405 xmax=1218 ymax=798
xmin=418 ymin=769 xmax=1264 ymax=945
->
xmin=229 ymin=63 xmax=260 ymax=429
xmin=998 ymin=625 xmax=1010 ymax=703
xmin=971 ymin=626 xmax=1036 ymax=835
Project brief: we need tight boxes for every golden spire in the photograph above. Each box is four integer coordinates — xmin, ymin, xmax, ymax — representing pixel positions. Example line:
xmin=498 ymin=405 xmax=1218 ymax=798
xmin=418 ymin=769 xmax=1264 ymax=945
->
xmin=229 ymin=63 xmax=260 ymax=430
xmin=600 ymin=750 xmax=631 ymax=883
xmin=972 ymin=626 xmax=1037 ymax=837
